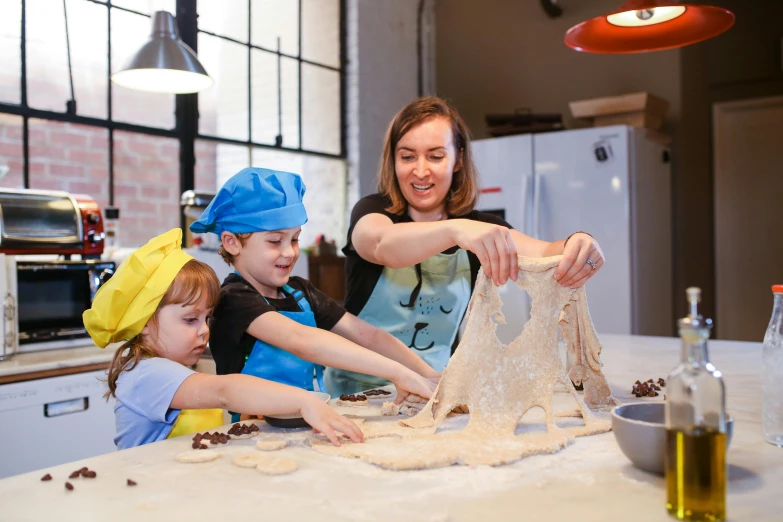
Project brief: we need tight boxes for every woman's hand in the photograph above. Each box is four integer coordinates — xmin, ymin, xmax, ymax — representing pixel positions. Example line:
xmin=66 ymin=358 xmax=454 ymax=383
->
xmin=449 ymin=219 xmax=518 ymax=286
xmin=554 ymin=233 xmax=605 ymax=289
xmin=392 ymin=368 xmax=438 ymax=404
xmin=300 ymin=396 xmax=364 ymax=446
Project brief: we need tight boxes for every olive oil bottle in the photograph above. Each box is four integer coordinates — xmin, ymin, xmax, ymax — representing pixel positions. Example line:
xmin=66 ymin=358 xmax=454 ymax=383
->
xmin=665 ymin=288 xmax=727 ymax=521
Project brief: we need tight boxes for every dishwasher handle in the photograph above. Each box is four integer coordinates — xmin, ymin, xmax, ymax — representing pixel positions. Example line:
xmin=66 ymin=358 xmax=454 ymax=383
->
xmin=44 ymin=397 xmax=89 ymax=418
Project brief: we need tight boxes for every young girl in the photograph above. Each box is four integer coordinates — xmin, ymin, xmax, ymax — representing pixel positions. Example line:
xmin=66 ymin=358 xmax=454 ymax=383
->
xmin=83 ymin=228 xmax=362 ymax=450
xmin=190 ymin=167 xmax=439 ymax=410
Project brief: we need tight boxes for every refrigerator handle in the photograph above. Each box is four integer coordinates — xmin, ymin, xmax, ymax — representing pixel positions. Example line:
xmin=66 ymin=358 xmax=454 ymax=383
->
xmin=532 ymin=174 xmax=542 ymax=239
xmin=521 ymin=174 xmax=531 ymax=237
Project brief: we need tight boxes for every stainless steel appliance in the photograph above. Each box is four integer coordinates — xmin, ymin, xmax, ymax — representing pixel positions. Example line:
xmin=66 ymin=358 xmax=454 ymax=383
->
xmin=0 ymin=188 xmax=105 ymax=258
xmin=14 ymin=259 xmax=114 ymax=353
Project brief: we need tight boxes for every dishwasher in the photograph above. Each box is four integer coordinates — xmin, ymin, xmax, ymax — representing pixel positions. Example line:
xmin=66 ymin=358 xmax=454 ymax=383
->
xmin=0 ymin=370 xmax=117 ymax=479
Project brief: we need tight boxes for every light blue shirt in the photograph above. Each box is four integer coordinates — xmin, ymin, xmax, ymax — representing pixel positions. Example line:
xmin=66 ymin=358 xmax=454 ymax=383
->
xmin=113 ymin=357 xmax=195 ymax=450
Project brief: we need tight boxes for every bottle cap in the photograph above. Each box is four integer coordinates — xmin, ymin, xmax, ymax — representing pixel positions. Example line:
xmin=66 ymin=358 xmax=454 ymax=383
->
xmin=773 ymin=285 xmax=783 ymax=293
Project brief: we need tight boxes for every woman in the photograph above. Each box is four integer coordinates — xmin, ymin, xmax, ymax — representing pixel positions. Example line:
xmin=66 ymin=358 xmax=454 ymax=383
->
xmin=324 ymin=97 xmax=605 ymax=396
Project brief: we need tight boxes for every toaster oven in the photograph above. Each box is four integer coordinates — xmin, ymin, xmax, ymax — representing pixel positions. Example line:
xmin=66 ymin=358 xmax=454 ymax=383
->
xmin=0 ymin=189 xmax=105 ymax=257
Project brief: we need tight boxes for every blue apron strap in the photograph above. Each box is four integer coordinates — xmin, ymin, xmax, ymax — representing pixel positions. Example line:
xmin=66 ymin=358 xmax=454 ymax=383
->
xmin=288 ymin=287 xmax=324 ymax=390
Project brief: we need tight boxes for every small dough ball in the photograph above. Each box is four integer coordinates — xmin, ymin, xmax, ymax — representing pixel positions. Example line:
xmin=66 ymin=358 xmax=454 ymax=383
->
xmin=175 ymin=450 xmax=221 ymax=463
xmin=255 ymin=457 xmax=299 ymax=476
xmin=256 ymin=440 xmax=287 ymax=451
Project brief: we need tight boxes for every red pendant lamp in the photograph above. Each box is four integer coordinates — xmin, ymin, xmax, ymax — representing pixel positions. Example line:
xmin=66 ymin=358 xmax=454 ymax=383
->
xmin=564 ymin=0 xmax=735 ymax=54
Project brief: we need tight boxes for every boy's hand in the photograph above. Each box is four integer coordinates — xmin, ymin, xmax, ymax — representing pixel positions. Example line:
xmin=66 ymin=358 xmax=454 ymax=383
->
xmin=392 ymin=370 xmax=437 ymax=405
xmin=300 ymin=397 xmax=363 ymax=446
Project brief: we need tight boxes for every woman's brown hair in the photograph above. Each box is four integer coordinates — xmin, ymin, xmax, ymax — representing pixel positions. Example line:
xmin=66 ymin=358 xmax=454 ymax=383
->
xmin=104 ymin=259 xmax=221 ymax=399
xmin=378 ymin=96 xmax=478 ymax=217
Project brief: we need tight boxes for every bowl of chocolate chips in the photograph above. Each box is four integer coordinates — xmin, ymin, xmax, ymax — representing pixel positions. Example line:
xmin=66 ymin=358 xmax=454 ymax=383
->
xmin=612 ymin=385 xmax=734 ymax=475
xmin=264 ymin=391 xmax=331 ymax=429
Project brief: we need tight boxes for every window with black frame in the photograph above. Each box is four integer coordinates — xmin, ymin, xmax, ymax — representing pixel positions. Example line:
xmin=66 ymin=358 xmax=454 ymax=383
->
xmin=0 ymin=0 xmax=346 ymax=249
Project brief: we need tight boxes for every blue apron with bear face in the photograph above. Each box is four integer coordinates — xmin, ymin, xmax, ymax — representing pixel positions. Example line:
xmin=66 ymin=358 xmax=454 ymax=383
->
xmin=324 ymin=250 xmax=471 ymax=396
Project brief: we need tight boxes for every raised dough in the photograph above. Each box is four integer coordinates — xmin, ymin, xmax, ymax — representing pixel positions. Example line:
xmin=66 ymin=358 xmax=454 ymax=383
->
xmin=256 ymin=440 xmax=287 ymax=451
xmin=313 ymin=256 xmax=616 ymax=470
xmin=232 ymin=453 xmax=266 ymax=468
xmin=255 ymin=457 xmax=299 ymax=475
xmin=175 ymin=450 xmax=221 ymax=463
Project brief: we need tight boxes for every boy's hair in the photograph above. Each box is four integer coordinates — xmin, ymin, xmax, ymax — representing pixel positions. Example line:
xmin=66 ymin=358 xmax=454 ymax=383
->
xmin=104 ymin=259 xmax=221 ymax=399
xmin=218 ymin=232 xmax=253 ymax=266
xmin=378 ymin=96 xmax=478 ymax=217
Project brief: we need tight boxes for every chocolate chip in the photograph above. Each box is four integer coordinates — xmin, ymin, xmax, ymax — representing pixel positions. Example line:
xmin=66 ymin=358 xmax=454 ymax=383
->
xmin=249 ymin=424 xmax=259 ymax=432
xmin=219 ymin=435 xmax=228 ymax=444
xmin=127 ymin=479 xmax=137 ymax=486
xmin=85 ymin=471 xmax=97 ymax=478
xmin=80 ymin=469 xmax=89 ymax=478
xmin=69 ymin=471 xmax=80 ymax=479
xmin=199 ymin=443 xmax=208 ymax=450
xmin=658 ymin=378 xmax=666 ymax=386
xmin=80 ymin=467 xmax=88 ymax=472
xmin=65 ymin=482 xmax=74 ymax=491
xmin=357 ymin=395 xmax=367 ymax=401
xmin=635 ymin=380 xmax=641 ymax=385
xmin=193 ymin=434 xmax=203 ymax=442
xmin=232 ymin=423 xmax=240 ymax=429
xmin=651 ymin=391 xmax=659 ymax=397
xmin=340 ymin=394 xmax=349 ymax=400
xmin=41 ymin=473 xmax=52 ymax=481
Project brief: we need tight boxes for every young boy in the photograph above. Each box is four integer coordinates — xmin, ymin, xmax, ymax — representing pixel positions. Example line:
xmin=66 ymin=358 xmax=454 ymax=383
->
xmin=190 ymin=168 xmax=438 ymax=418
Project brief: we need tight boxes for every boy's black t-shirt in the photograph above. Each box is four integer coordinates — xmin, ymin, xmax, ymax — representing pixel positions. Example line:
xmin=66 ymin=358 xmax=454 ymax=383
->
xmin=209 ymin=274 xmax=346 ymax=375
xmin=342 ymin=193 xmax=514 ymax=316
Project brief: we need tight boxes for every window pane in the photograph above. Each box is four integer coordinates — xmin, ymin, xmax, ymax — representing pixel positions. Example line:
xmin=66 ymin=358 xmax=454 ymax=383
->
xmin=114 ymin=131 xmax=179 ymax=247
xmin=111 ymin=1 xmax=176 ymax=16
xmin=111 ymin=9 xmax=175 ymax=129
xmin=214 ymin=143 xmax=250 ymax=189
xmin=250 ymin=50 xmax=278 ymax=145
xmin=301 ymin=0 xmax=339 ymax=68
xmin=195 ymin=139 xmax=217 ymax=193
xmin=27 ymin=0 xmax=108 ymax=118
xmin=301 ymin=64 xmax=340 ymax=155
xmin=280 ymin=57 xmax=299 ymax=149
xmin=251 ymin=51 xmax=298 ymax=147
xmin=0 ymin=0 xmax=21 ymax=104
xmin=197 ymin=0 xmax=248 ymax=42
xmin=0 ymin=115 xmax=24 ymax=189
xmin=198 ymin=33 xmax=249 ymax=141
xmin=27 ymin=119 xmax=109 ymax=210
xmin=251 ymin=148 xmax=346 ymax=249
xmin=251 ymin=0 xmax=298 ymax=56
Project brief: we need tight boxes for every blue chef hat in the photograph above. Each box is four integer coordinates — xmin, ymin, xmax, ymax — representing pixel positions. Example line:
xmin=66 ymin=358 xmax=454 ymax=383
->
xmin=190 ymin=167 xmax=308 ymax=236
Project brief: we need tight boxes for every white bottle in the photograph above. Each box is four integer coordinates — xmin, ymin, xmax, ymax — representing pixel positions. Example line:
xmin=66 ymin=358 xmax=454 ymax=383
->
xmin=763 ymin=284 xmax=783 ymax=446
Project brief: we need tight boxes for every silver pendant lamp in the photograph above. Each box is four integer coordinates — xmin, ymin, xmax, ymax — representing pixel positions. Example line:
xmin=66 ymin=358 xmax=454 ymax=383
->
xmin=111 ymin=10 xmax=213 ymax=94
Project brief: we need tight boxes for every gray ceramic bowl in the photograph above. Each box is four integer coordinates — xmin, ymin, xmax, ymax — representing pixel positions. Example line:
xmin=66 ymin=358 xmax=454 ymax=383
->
xmin=611 ymin=402 xmax=734 ymax=474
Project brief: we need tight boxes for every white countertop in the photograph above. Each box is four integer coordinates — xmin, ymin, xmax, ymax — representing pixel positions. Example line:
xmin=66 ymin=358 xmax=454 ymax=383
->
xmin=0 ymin=343 xmax=114 ymax=379
xmin=0 ymin=334 xmax=781 ymax=521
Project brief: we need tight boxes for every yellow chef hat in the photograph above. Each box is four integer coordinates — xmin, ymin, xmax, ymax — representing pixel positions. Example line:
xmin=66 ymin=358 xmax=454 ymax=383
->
xmin=83 ymin=228 xmax=193 ymax=348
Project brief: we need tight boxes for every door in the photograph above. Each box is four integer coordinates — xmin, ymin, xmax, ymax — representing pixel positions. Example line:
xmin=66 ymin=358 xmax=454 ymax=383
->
xmin=533 ymin=126 xmax=632 ymax=334
xmin=714 ymin=95 xmax=783 ymax=341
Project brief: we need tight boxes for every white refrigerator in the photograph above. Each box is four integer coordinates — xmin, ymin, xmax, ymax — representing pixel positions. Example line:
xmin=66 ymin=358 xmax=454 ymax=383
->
xmin=472 ymin=125 xmax=672 ymax=336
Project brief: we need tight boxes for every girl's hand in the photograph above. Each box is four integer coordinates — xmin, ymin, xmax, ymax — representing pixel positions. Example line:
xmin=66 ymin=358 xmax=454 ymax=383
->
xmin=392 ymin=369 xmax=438 ymax=404
xmin=300 ymin=396 xmax=364 ymax=446
xmin=554 ymin=233 xmax=605 ymax=289
xmin=450 ymin=220 xmax=518 ymax=286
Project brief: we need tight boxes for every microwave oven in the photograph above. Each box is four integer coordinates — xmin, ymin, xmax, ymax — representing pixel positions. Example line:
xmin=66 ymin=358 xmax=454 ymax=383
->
xmin=11 ymin=259 xmax=115 ymax=354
